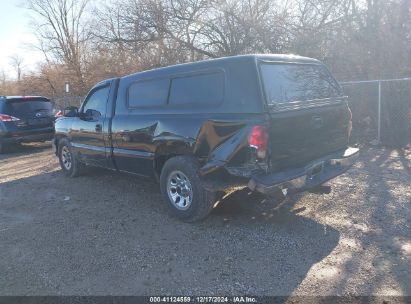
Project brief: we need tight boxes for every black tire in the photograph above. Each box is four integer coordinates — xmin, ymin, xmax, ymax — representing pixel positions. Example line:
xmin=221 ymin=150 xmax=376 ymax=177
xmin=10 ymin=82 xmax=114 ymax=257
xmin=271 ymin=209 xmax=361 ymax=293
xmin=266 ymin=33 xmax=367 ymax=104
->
xmin=58 ymin=138 xmax=85 ymax=177
xmin=160 ymin=155 xmax=216 ymax=222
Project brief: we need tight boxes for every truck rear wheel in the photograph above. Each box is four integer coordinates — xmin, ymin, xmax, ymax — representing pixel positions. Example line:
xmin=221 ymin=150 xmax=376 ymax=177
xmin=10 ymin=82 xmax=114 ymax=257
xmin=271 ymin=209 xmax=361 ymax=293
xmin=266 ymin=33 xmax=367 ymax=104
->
xmin=58 ymin=138 xmax=85 ymax=177
xmin=160 ymin=156 xmax=215 ymax=222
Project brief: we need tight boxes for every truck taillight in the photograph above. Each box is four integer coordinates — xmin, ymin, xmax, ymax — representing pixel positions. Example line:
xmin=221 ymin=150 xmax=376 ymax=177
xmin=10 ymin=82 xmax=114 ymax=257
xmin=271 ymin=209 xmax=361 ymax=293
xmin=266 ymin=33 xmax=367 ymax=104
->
xmin=55 ymin=110 xmax=63 ymax=118
xmin=348 ymin=107 xmax=353 ymax=140
xmin=0 ymin=114 xmax=20 ymax=122
xmin=248 ymin=125 xmax=268 ymax=159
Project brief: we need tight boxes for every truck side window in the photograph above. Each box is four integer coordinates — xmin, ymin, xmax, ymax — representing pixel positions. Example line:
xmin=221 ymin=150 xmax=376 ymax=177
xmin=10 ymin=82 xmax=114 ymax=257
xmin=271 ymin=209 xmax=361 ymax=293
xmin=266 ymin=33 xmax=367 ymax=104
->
xmin=128 ymin=79 xmax=170 ymax=108
xmin=169 ymin=72 xmax=224 ymax=106
xmin=82 ymin=85 xmax=110 ymax=117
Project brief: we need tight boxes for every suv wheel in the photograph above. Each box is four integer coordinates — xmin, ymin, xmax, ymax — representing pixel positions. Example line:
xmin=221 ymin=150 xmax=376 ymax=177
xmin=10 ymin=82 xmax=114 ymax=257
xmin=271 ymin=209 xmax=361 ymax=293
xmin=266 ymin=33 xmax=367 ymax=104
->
xmin=160 ymin=156 xmax=215 ymax=222
xmin=58 ymin=139 xmax=85 ymax=177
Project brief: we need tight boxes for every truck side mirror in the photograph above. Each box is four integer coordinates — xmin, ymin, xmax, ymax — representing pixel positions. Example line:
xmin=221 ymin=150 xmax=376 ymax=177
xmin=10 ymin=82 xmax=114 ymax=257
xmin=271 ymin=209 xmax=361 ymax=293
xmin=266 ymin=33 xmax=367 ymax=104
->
xmin=64 ymin=106 xmax=78 ymax=117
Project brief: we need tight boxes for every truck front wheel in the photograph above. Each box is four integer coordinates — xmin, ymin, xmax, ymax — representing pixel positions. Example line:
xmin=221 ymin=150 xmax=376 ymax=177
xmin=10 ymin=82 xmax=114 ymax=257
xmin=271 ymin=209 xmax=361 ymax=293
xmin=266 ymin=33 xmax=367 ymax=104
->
xmin=58 ymin=138 xmax=85 ymax=177
xmin=160 ymin=156 xmax=216 ymax=222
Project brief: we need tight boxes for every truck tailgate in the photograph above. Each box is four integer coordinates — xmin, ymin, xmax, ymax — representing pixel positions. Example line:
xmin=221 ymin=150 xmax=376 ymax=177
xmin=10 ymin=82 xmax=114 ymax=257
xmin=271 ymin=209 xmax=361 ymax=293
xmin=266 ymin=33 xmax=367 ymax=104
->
xmin=268 ymin=102 xmax=350 ymax=170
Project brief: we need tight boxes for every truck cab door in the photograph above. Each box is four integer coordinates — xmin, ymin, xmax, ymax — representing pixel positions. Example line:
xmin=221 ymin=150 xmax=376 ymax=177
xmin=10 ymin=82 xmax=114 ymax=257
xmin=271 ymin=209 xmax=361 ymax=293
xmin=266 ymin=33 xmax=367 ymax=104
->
xmin=69 ymin=83 xmax=111 ymax=167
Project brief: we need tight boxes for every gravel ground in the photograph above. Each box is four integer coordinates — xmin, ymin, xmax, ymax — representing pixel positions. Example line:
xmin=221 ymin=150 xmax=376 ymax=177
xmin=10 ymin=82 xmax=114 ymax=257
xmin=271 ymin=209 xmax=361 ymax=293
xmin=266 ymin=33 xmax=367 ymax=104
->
xmin=0 ymin=142 xmax=410 ymax=296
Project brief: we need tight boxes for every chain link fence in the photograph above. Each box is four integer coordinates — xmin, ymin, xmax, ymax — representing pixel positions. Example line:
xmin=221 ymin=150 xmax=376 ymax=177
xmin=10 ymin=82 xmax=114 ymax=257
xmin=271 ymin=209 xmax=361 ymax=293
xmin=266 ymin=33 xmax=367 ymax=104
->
xmin=341 ymin=78 xmax=411 ymax=147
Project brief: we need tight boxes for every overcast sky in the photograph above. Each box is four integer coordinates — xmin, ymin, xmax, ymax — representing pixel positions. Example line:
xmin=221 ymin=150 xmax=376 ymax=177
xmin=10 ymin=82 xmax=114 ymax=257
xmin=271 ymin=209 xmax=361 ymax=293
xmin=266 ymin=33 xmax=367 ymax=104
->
xmin=0 ymin=0 xmax=44 ymax=79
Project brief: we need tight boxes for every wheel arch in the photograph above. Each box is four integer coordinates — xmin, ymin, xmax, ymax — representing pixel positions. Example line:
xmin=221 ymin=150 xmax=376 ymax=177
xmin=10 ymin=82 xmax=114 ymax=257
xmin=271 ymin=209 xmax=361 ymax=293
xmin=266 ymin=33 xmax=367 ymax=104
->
xmin=153 ymin=141 xmax=197 ymax=180
xmin=54 ymin=134 xmax=69 ymax=155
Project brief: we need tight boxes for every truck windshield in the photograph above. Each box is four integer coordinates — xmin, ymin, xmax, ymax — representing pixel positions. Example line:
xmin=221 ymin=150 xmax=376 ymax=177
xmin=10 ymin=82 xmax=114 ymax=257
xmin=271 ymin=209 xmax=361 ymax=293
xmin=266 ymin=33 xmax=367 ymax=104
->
xmin=260 ymin=63 xmax=342 ymax=104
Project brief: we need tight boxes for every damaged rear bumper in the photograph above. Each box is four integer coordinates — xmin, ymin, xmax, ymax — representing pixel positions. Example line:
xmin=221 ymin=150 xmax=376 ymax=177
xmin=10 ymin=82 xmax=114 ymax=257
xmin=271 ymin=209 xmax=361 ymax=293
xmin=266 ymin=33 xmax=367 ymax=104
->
xmin=248 ymin=147 xmax=359 ymax=196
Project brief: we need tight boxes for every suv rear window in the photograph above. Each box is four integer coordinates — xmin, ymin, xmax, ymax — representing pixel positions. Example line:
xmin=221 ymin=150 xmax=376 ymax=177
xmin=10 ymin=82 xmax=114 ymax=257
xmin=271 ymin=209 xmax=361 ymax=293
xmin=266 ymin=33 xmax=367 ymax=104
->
xmin=260 ymin=63 xmax=341 ymax=104
xmin=6 ymin=98 xmax=53 ymax=118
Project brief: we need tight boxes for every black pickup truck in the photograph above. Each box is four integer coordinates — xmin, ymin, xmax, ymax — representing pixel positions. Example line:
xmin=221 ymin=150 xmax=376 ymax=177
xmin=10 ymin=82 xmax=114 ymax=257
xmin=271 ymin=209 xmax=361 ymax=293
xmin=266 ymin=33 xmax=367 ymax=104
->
xmin=53 ymin=54 xmax=359 ymax=222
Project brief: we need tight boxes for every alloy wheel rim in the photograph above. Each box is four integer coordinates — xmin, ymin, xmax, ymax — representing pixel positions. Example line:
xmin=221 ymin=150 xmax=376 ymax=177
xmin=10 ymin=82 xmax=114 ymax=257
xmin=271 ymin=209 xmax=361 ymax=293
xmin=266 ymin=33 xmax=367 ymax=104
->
xmin=167 ymin=170 xmax=193 ymax=210
xmin=61 ymin=146 xmax=72 ymax=170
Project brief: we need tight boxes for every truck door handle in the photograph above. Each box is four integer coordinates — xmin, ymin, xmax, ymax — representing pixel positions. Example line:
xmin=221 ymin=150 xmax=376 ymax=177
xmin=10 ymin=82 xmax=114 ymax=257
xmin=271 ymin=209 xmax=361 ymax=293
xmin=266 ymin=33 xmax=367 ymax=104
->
xmin=121 ymin=134 xmax=131 ymax=142
xmin=95 ymin=124 xmax=102 ymax=132
xmin=119 ymin=132 xmax=131 ymax=142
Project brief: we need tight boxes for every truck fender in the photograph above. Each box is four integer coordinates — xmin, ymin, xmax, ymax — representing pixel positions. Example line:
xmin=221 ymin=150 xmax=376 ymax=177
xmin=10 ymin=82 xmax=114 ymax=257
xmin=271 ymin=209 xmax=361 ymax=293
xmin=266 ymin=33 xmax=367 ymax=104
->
xmin=193 ymin=121 xmax=250 ymax=176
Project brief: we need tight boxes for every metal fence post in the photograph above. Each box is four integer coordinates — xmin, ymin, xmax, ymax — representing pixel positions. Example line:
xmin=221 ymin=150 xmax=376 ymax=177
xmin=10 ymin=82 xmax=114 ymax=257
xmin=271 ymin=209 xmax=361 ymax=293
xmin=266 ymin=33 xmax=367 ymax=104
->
xmin=341 ymin=77 xmax=411 ymax=145
xmin=377 ymin=80 xmax=382 ymax=144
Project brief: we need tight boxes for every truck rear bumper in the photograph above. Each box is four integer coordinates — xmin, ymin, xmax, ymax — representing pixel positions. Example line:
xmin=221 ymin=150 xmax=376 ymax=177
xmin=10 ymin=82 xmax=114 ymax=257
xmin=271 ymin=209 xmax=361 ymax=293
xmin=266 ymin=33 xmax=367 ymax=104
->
xmin=248 ymin=147 xmax=359 ymax=196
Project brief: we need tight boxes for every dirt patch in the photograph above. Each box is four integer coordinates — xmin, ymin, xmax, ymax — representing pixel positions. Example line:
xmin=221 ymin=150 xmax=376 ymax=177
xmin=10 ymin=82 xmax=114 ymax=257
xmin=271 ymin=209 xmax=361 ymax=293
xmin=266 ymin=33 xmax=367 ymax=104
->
xmin=0 ymin=143 xmax=410 ymax=295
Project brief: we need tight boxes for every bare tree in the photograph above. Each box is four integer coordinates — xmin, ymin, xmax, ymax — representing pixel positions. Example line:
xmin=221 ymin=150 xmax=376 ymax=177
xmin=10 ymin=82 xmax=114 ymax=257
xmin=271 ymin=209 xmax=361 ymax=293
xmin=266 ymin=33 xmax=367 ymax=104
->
xmin=26 ymin=0 xmax=91 ymax=94
xmin=7 ymin=0 xmax=408 ymax=97
xmin=9 ymin=54 xmax=24 ymax=82
xmin=0 ymin=70 xmax=7 ymax=90
xmin=92 ymin=0 xmax=291 ymax=63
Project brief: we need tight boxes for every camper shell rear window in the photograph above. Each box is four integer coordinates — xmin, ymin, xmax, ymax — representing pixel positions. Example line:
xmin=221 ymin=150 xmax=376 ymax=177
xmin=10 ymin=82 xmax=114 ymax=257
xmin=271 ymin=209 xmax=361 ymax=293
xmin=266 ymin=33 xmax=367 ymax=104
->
xmin=259 ymin=63 xmax=342 ymax=104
